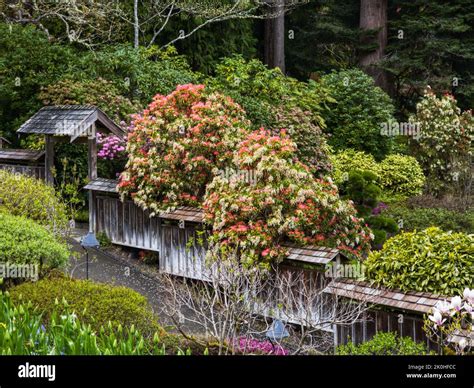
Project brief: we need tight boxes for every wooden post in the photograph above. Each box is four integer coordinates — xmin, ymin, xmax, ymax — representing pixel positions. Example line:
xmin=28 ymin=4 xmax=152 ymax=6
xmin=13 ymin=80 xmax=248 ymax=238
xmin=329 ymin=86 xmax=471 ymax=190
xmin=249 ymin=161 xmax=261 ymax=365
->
xmin=88 ymin=124 xmax=97 ymax=233
xmin=44 ymin=135 xmax=55 ymax=185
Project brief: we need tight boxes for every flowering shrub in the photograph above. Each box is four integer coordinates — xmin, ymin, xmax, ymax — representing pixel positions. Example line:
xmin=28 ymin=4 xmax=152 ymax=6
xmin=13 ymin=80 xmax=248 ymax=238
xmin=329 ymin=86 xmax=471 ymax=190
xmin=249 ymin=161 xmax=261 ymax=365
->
xmin=119 ymin=84 xmax=250 ymax=215
xmin=274 ymin=105 xmax=332 ymax=177
xmin=233 ymin=337 xmax=287 ymax=355
xmin=424 ymin=288 xmax=474 ymax=354
xmin=97 ymin=133 xmax=126 ymax=160
xmin=204 ymin=129 xmax=372 ymax=267
xmin=207 ymin=56 xmax=333 ymax=177
xmin=372 ymin=202 xmax=388 ymax=215
xmin=410 ymin=90 xmax=473 ymax=196
xmin=365 ymin=227 xmax=474 ymax=295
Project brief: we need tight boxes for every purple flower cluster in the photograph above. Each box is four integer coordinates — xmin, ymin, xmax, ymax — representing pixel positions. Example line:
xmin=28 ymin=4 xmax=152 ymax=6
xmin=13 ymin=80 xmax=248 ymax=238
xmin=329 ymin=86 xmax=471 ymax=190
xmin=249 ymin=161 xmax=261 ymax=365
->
xmin=234 ymin=337 xmax=288 ymax=356
xmin=97 ymin=133 xmax=126 ymax=160
xmin=372 ymin=201 xmax=388 ymax=215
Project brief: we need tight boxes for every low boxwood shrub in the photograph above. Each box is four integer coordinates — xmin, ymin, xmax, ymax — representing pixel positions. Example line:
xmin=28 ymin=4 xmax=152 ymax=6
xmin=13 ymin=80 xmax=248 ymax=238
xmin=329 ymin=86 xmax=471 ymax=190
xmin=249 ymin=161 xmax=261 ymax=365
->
xmin=0 ymin=212 xmax=70 ymax=270
xmin=10 ymin=276 xmax=162 ymax=339
xmin=366 ymin=215 xmax=399 ymax=248
xmin=336 ymin=332 xmax=430 ymax=355
xmin=0 ymin=170 xmax=69 ymax=235
xmin=365 ymin=227 xmax=474 ymax=295
xmin=338 ymin=169 xmax=398 ymax=248
xmin=383 ymin=205 xmax=474 ymax=234
xmin=339 ymin=170 xmax=381 ymax=216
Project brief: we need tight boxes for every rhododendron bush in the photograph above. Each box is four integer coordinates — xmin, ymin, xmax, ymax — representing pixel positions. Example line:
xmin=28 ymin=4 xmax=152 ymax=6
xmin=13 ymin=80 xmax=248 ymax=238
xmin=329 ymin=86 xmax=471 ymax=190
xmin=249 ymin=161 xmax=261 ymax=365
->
xmin=203 ymin=129 xmax=372 ymax=267
xmin=119 ymin=84 xmax=371 ymax=267
xmin=118 ymin=84 xmax=250 ymax=215
xmin=410 ymin=89 xmax=473 ymax=196
xmin=97 ymin=133 xmax=126 ymax=160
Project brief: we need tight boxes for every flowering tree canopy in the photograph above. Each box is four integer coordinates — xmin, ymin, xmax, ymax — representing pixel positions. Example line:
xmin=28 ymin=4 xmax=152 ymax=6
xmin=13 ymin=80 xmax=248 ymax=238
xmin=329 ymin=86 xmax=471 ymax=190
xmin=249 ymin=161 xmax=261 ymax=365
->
xmin=118 ymin=84 xmax=250 ymax=215
xmin=119 ymin=85 xmax=371 ymax=267
xmin=203 ymin=129 xmax=372 ymax=267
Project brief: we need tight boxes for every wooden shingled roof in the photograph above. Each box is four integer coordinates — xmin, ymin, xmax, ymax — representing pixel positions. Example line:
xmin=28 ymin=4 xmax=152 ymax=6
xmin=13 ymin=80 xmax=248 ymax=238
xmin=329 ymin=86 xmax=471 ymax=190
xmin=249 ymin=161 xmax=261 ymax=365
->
xmin=283 ymin=244 xmax=341 ymax=265
xmin=84 ymin=178 xmax=119 ymax=193
xmin=324 ymin=278 xmax=450 ymax=314
xmin=0 ymin=149 xmax=45 ymax=162
xmin=17 ymin=105 xmax=125 ymax=140
xmin=84 ymin=179 xmax=205 ymax=223
xmin=158 ymin=207 xmax=204 ymax=223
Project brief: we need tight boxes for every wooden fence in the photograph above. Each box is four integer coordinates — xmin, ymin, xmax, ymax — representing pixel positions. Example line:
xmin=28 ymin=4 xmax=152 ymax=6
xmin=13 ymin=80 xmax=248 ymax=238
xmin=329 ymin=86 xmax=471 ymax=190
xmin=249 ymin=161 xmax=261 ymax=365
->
xmin=0 ymin=163 xmax=45 ymax=180
xmin=95 ymin=195 xmax=209 ymax=280
xmin=91 ymin=192 xmax=442 ymax=347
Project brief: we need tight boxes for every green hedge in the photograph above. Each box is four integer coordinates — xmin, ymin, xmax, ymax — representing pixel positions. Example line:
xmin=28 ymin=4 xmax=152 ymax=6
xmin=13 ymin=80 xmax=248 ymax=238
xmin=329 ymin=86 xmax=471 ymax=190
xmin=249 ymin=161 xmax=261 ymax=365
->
xmin=0 ymin=170 xmax=69 ymax=235
xmin=0 ymin=212 xmax=70 ymax=269
xmin=383 ymin=205 xmax=474 ymax=234
xmin=10 ymin=276 xmax=162 ymax=339
xmin=336 ymin=332 xmax=430 ymax=355
xmin=365 ymin=227 xmax=474 ymax=295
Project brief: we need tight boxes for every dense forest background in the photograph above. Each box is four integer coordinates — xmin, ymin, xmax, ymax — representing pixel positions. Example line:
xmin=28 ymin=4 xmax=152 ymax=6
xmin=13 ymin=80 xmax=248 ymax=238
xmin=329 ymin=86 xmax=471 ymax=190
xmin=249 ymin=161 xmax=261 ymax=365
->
xmin=1 ymin=0 xmax=473 ymax=141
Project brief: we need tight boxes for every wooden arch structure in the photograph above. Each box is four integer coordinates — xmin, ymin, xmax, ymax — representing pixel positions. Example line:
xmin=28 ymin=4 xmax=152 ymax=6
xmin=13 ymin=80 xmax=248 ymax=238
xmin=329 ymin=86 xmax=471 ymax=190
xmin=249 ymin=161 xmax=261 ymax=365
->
xmin=16 ymin=105 xmax=125 ymax=185
xmin=16 ymin=105 xmax=125 ymax=232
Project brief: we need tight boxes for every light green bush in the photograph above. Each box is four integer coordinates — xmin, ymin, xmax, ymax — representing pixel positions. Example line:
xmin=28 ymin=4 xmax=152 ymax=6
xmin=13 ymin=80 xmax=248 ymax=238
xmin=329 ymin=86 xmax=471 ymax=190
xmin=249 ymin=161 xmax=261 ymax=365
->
xmin=10 ymin=276 xmax=162 ymax=339
xmin=330 ymin=150 xmax=425 ymax=199
xmin=378 ymin=154 xmax=425 ymax=197
xmin=330 ymin=149 xmax=380 ymax=185
xmin=0 ymin=213 xmax=70 ymax=269
xmin=336 ymin=332 xmax=430 ymax=355
xmin=0 ymin=170 xmax=69 ymax=235
xmin=365 ymin=227 xmax=474 ymax=295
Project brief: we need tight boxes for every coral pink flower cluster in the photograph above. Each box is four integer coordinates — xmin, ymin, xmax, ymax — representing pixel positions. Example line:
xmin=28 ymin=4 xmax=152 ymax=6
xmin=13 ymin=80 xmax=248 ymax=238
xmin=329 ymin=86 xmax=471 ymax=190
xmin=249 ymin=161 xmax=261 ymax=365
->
xmin=204 ymin=128 xmax=371 ymax=267
xmin=118 ymin=84 xmax=250 ymax=215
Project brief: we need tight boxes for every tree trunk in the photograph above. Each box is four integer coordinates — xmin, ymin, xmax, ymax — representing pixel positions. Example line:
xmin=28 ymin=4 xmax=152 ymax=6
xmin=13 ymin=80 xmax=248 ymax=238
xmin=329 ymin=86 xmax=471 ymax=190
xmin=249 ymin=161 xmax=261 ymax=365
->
xmin=264 ymin=0 xmax=285 ymax=73
xmin=133 ymin=0 xmax=139 ymax=49
xmin=359 ymin=0 xmax=388 ymax=91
